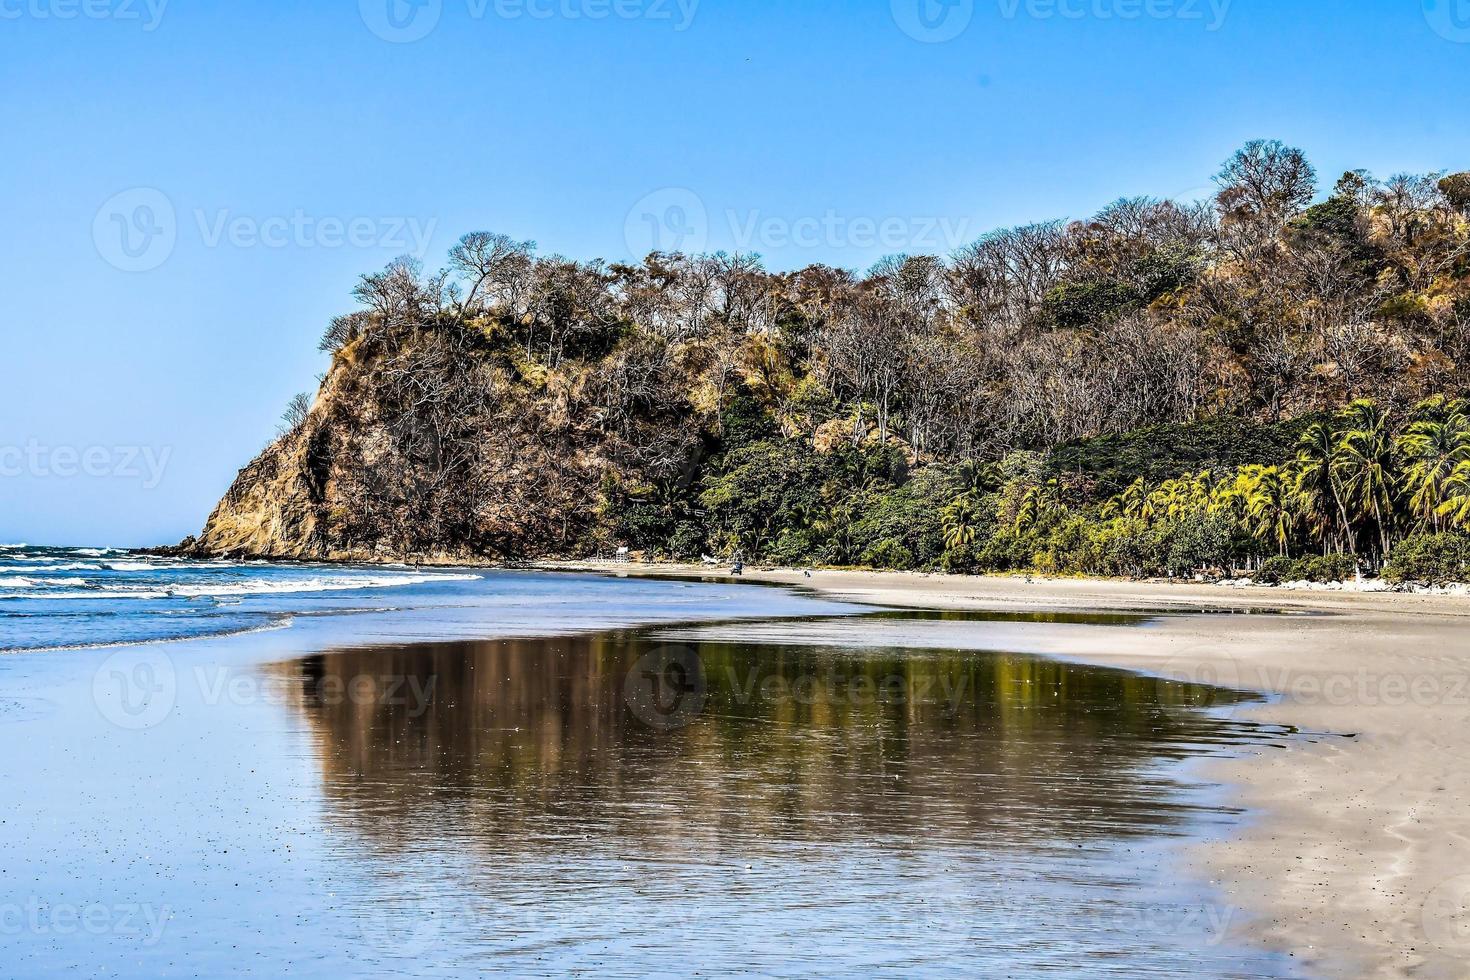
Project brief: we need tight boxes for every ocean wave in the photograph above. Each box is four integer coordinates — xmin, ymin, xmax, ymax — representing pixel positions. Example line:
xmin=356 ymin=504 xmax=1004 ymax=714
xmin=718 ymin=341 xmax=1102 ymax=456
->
xmin=0 ymin=590 xmax=175 ymax=601
xmin=0 ymin=613 xmax=295 ymax=654
xmin=162 ymin=572 xmax=482 ymax=598
xmin=0 ymin=571 xmax=481 ymax=601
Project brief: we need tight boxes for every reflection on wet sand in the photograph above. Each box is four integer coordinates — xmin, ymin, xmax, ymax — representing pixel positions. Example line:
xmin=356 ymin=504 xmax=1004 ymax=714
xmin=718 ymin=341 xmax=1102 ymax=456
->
xmin=270 ymin=615 xmax=1293 ymax=976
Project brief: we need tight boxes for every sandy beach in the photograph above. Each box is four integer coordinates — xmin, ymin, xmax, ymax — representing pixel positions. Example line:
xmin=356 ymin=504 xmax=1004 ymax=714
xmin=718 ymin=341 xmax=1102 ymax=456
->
xmin=548 ymin=563 xmax=1470 ymax=978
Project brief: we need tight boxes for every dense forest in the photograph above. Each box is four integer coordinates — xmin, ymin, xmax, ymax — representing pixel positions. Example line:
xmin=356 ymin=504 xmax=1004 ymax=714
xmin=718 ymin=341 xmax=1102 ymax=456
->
xmin=192 ymin=141 xmax=1470 ymax=583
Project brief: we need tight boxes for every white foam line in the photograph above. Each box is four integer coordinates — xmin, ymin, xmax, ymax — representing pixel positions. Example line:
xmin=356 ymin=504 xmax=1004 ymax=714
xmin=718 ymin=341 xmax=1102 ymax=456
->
xmin=0 ymin=614 xmax=296 ymax=655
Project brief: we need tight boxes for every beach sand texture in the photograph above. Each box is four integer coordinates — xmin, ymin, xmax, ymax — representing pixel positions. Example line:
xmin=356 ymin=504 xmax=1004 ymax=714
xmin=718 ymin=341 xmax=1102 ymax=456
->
xmin=595 ymin=565 xmax=1470 ymax=978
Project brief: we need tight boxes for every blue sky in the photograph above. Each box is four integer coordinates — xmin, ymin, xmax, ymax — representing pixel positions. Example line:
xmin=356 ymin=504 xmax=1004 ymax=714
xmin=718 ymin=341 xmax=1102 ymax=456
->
xmin=2 ymin=0 xmax=1468 ymax=546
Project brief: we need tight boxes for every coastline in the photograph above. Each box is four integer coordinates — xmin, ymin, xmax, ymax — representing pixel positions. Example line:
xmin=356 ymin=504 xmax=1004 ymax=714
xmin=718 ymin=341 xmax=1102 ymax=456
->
xmin=26 ymin=551 xmax=1470 ymax=973
xmin=2 ymin=567 xmax=1291 ymax=976
xmin=564 ymin=562 xmax=1470 ymax=977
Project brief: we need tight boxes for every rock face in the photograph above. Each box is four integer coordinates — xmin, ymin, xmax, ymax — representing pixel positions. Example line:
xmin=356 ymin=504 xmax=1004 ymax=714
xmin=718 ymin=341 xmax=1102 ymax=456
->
xmin=190 ymin=322 xmax=690 ymax=563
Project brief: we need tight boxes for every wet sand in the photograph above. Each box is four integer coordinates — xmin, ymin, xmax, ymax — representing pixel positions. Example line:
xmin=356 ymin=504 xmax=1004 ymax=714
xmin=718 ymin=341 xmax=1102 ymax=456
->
xmin=594 ymin=565 xmax=1470 ymax=978
xmin=1 ymin=573 xmax=1298 ymax=977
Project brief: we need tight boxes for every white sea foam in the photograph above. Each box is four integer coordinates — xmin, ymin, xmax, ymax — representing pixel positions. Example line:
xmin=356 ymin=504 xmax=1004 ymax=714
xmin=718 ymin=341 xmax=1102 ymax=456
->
xmin=162 ymin=572 xmax=482 ymax=598
xmin=0 ymin=590 xmax=173 ymax=601
xmin=0 ymin=570 xmax=480 ymax=601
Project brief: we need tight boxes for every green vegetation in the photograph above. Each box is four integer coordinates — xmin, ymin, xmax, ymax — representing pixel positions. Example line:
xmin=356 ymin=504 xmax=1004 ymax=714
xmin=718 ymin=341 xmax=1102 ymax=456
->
xmin=619 ymin=395 xmax=1470 ymax=582
xmin=199 ymin=142 xmax=1470 ymax=582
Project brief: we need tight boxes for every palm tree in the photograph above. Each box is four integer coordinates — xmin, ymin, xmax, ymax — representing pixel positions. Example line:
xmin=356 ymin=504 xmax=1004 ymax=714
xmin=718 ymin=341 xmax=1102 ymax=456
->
xmin=1148 ymin=479 xmax=1191 ymax=522
xmin=1104 ymin=478 xmax=1148 ymax=521
xmin=1013 ymin=479 xmax=1065 ymax=533
xmin=1246 ymin=466 xmax=1297 ymax=556
xmin=1293 ymin=419 xmax=1354 ymax=554
xmin=953 ymin=460 xmax=1002 ymax=497
xmin=1437 ymin=460 xmax=1470 ymax=530
xmin=1212 ymin=466 xmax=1262 ymax=528
xmin=942 ymin=494 xmax=981 ymax=552
xmin=1336 ymin=399 xmax=1398 ymax=559
xmin=1398 ymin=405 xmax=1470 ymax=532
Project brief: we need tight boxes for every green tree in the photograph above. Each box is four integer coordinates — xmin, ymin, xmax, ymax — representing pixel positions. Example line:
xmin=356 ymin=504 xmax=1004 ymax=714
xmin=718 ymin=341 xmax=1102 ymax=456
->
xmin=1336 ymin=400 xmax=1398 ymax=558
xmin=942 ymin=493 xmax=982 ymax=551
xmin=1292 ymin=420 xmax=1354 ymax=554
xmin=1246 ymin=466 xmax=1297 ymax=556
xmin=1399 ymin=398 xmax=1470 ymax=532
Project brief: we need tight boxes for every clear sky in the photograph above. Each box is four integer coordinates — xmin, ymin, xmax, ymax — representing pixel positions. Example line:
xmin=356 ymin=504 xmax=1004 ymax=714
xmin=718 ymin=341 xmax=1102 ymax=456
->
xmin=2 ymin=0 xmax=1467 ymax=547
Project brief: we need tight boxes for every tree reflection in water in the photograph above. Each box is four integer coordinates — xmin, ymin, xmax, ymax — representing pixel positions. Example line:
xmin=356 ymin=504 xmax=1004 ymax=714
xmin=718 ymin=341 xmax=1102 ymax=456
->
xmin=275 ymin=615 xmax=1290 ymax=976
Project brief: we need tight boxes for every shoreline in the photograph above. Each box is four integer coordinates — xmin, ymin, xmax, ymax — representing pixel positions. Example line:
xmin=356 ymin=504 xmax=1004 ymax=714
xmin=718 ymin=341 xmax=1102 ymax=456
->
xmin=22 ymin=554 xmax=1470 ymax=974
xmin=573 ymin=562 xmax=1470 ymax=977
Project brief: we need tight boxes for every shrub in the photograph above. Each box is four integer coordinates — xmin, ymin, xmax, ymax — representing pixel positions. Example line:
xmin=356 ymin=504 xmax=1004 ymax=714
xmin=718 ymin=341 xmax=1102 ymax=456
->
xmin=1256 ymin=555 xmax=1295 ymax=585
xmin=1291 ymin=553 xmax=1360 ymax=583
xmin=940 ymin=545 xmax=978 ymax=574
xmin=1165 ymin=513 xmax=1237 ymax=576
xmin=1256 ymin=553 xmax=1361 ymax=584
xmin=861 ymin=537 xmax=915 ymax=570
xmin=668 ymin=521 xmax=706 ymax=561
xmin=1385 ymin=534 xmax=1470 ymax=585
xmin=846 ymin=468 xmax=952 ymax=568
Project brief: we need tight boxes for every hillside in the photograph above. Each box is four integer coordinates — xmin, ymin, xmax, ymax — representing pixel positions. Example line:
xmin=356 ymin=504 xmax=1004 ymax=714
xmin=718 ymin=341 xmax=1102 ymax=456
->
xmin=187 ymin=143 xmax=1470 ymax=579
